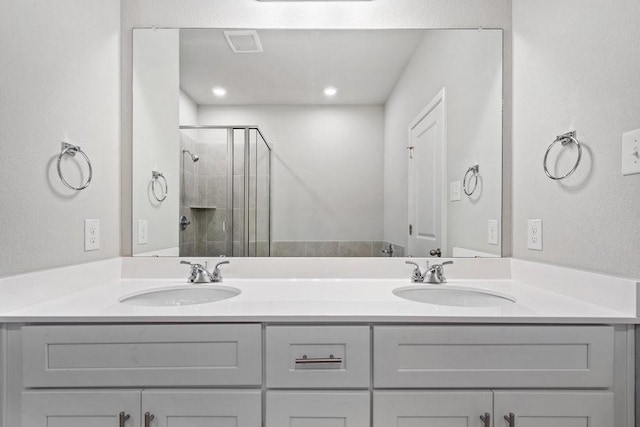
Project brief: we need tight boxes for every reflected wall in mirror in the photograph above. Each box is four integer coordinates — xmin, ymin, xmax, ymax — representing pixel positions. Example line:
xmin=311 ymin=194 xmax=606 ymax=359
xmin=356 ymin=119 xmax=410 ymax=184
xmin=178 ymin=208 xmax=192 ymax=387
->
xmin=132 ymin=28 xmax=503 ymax=258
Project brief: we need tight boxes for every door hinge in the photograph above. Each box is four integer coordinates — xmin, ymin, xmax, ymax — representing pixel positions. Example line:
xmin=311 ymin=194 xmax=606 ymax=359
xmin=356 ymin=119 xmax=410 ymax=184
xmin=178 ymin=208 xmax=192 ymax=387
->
xmin=409 ymin=224 xmax=413 ymax=235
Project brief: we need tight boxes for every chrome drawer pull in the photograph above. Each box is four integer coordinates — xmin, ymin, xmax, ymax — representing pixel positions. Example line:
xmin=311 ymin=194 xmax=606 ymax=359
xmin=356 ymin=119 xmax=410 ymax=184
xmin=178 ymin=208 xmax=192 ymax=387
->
xmin=295 ymin=354 xmax=343 ymax=365
xmin=504 ymin=412 xmax=515 ymax=427
xmin=480 ymin=412 xmax=490 ymax=427
xmin=144 ymin=412 xmax=155 ymax=427
xmin=119 ymin=412 xmax=130 ymax=427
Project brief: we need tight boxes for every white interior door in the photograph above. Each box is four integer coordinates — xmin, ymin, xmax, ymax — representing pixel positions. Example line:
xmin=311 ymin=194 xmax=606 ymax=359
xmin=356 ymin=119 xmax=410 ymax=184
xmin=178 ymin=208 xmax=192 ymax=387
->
xmin=408 ymin=89 xmax=446 ymax=257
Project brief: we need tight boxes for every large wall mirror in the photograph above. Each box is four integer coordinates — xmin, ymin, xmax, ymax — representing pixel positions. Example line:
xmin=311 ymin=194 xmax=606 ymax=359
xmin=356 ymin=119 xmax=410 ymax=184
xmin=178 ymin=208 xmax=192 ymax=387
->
xmin=132 ymin=28 xmax=503 ymax=258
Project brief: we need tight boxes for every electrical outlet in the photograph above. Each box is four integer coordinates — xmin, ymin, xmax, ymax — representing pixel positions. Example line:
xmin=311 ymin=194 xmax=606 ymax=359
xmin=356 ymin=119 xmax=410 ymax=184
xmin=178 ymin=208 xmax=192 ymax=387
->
xmin=488 ymin=220 xmax=499 ymax=245
xmin=527 ymin=219 xmax=542 ymax=251
xmin=449 ymin=181 xmax=461 ymax=201
xmin=84 ymin=219 xmax=100 ymax=251
xmin=622 ymin=128 xmax=640 ymax=176
xmin=138 ymin=220 xmax=148 ymax=245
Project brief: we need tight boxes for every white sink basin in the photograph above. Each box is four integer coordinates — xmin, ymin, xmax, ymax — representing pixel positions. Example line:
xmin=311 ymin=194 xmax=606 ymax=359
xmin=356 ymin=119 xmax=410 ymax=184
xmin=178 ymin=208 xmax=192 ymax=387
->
xmin=119 ymin=285 xmax=240 ymax=307
xmin=393 ymin=285 xmax=516 ymax=307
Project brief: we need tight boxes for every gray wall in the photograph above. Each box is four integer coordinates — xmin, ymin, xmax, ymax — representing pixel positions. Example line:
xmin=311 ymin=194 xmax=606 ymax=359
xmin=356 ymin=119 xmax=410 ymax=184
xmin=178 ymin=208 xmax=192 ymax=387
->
xmin=131 ymin=29 xmax=180 ymax=255
xmin=198 ymin=105 xmax=385 ymax=243
xmin=0 ymin=0 xmax=121 ymax=277
xmin=120 ymin=0 xmax=513 ymax=256
xmin=512 ymin=0 xmax=640 ymax=278
xmin=383 ymin=29 xmax=503 ymax=257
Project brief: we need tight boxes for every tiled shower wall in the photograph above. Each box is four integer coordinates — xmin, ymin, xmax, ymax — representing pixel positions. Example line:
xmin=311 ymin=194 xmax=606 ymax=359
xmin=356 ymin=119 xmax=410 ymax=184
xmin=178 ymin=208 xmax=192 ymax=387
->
xmin=179 ymin=131 xmax=229 ymax=257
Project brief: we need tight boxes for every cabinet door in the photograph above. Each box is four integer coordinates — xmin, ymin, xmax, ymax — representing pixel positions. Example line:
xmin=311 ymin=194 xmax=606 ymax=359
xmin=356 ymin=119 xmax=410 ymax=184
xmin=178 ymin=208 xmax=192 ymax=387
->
xmin=142 ymin=390 xmax=261 ymax=427
xmin=22 ymin=390 xmax=140 ymax=427
xmin=374 ymin=391 xmax=492 ymax=427
xmin=493 ymin=391 xmax=614 ymax=427
xmin=266 ymin=391 xmax=370 ymax=427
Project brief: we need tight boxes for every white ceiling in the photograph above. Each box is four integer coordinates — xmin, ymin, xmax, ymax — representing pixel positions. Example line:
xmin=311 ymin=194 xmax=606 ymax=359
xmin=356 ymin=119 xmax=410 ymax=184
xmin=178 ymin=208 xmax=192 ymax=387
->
xmin=179 ymin=29 xmax=426 ymax=106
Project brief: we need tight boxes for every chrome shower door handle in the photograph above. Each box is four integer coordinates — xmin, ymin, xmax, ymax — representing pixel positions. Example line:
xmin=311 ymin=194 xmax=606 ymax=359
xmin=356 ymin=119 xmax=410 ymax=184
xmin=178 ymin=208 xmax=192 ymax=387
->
xmin=504 ymin=412 xmax=515 ymax=427
xmin=479 ymin=412 xmax=490 ymax=427
xmin=145 ymin=412 xmax=155 ymax=427
xmin=119 ymin=412 xmax=130 ymax=427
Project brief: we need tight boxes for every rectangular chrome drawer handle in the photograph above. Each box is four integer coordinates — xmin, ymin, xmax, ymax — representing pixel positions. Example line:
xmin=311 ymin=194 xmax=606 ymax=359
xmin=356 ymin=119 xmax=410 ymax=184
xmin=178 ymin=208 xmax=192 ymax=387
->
xmin=295 ymin=354 xmax=343 ymax=365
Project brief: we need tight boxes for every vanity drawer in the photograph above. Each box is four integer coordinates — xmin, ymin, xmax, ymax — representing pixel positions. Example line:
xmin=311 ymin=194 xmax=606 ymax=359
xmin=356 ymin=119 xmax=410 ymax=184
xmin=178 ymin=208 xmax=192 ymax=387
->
xmin=374 ymin=325 xmax=613 ymax=388
xmin=266 ymin=326 xmax=370 ymax=388
xmin=266 ymin=391 xmax=370 ymax=427
xmin=22 ymin=324 xmax=262 ymax=388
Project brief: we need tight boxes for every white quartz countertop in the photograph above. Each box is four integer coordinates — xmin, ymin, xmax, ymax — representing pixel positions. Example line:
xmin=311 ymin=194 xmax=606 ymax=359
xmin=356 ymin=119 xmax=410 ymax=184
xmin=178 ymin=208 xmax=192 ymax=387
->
xmin=1 ymin=277 xmax=636 ymax=324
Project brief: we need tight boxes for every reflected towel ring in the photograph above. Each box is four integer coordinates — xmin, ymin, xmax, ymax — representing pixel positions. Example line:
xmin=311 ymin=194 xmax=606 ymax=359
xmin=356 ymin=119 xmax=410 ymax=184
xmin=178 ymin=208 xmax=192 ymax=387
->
xmin=543 ymin=131 xmax=582 ymax=180
xmin=463 ymin=165 xmax=479 ymax=196
xmin=151 ymin=171 xmax=168 ymax=202
xmin=57 ymin=142 xmax=92 ymax=191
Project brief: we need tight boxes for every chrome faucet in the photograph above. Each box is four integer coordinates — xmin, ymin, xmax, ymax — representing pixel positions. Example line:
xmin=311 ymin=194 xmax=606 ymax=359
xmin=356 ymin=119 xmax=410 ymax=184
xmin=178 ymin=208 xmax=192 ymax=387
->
xmin=405 ymin=260 xmax=454 ymax=284
xmin=381 ymin=244 xmax=394 ymax=257
xmin=180 ymin=260 xmax=230 ymax=283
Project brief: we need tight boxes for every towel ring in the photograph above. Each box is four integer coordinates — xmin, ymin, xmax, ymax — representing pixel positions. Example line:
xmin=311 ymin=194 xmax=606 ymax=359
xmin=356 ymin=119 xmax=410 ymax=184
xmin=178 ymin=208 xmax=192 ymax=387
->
xmin=463 ymin=165 xmax=480 ymax=196
xmin=57 ymin=142 xmax=92 ymax=191
xmin=151 ymin=171 xmax=168 ymax=202
xmin=544 ymin=131 xmax=582 ymax=180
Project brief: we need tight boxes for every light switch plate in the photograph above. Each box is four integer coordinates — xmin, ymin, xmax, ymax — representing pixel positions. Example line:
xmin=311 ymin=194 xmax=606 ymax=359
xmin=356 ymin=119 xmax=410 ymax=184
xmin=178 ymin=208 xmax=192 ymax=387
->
xmin=138 ymin=220 xmax=148 ymax=245
xmin=527 ymin=219 xmax=542 ymax=251
xmin=622 ymin=128 xmax=640 ymax=176
xmin=488 ymin=220 xmax=499 ymax=245
xmin=84 ymin=219 xmax=100 ymax=251
xmin=449 ymin=181 xmax=461 ymax=201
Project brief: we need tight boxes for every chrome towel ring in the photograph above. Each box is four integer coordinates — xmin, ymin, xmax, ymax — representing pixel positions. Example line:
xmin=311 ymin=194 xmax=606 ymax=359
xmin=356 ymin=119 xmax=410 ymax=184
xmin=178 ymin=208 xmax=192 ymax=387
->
xmin=463 ymin=165 xmax=480 ymax=196
xmin=544 ymin=130 xmax=582 ymax=180
xmin=57 ymin=142 xmax=92 ymax=191
xmin=151 ymin=171 xmax=168 ymax=202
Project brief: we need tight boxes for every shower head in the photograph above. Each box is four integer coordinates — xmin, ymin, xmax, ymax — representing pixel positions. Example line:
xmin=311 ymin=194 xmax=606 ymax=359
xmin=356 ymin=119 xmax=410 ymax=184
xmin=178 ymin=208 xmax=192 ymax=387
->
xmin=182 ymin=149 xmax=199 ymax=162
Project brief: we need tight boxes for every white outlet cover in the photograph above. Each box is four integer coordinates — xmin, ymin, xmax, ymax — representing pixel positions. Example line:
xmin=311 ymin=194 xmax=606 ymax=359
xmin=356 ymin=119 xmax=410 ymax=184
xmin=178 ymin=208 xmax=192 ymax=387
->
xmin=527 ymin=219 xmax=542 ymax=251
xmin=449 ymin=181 xmax=461 ymax=201
xmin=138 ymin=219 xmax=148 ymax=245
xmin=84 ymin=219 xmax=100 ymax=251
xmin=488 ymin=220 xmax=499 ymax=245
xmin=622 ymin=128 xmax=640 ymax=176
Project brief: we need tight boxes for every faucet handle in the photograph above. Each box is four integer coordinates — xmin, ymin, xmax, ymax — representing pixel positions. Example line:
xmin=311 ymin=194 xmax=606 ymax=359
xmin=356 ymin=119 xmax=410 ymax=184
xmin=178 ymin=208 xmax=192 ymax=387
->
xmin=211 ymin=260 xmax=230 ymax=282
xmin=214 ymin=260 xmax=230 ymax=269
xmin=405 ymin=261 xmax=424 ymax=283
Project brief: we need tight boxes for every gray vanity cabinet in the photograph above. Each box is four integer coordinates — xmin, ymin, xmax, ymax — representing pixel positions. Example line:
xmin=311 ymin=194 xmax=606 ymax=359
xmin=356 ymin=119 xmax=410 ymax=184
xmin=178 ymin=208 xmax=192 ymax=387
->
xmin=22 ymin=389 xmax=262 ymax=427
xmin=373 ymin=391 xmax=493 ymax=427
xmin=265 ymin=326 xmax=371 ymax=427
xmin=142 ymin=390 xmax=262 ymax=427
xmin=493 ymin=391 xmax=614 ymax=426
xmin=266 ymin=391 xmax=370 ymax=427
xmin=22 ymin=390 xmax=141 ymax=427
xmin=374 ymin=390 xmax=614 ymax=427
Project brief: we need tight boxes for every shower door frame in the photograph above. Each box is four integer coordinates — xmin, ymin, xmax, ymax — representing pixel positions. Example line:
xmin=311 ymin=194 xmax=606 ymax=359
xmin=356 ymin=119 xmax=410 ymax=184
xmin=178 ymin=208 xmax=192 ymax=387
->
xmin=179 ymin=125 xmax=272 ymax=257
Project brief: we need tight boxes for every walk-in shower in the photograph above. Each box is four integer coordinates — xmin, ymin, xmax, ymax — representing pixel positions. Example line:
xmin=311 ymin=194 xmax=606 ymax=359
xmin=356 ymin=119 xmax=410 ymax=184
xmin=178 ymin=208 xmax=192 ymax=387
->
xmin=179 ymin=126 xmax=271 ymax=257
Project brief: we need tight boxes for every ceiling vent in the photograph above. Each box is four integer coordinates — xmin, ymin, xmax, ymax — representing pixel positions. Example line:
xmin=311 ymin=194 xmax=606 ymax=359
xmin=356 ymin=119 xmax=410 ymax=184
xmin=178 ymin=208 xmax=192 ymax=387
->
xmin=223 ymin=30 xmax=264 ymax=54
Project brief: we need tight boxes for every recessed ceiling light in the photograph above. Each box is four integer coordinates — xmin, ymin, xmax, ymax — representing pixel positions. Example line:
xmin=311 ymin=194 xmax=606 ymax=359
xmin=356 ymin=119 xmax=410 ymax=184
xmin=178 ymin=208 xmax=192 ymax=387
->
xmin=212 ymin=87 xmax=227 ymax=97
xmin=324 ymin=86 xmax=338 ymax=97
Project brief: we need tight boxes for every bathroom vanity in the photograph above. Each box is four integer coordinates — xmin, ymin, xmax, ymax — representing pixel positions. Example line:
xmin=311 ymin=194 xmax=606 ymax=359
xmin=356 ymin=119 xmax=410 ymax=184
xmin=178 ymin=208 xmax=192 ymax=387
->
xmin=0 ymin=257 xmax=637 ymax=427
